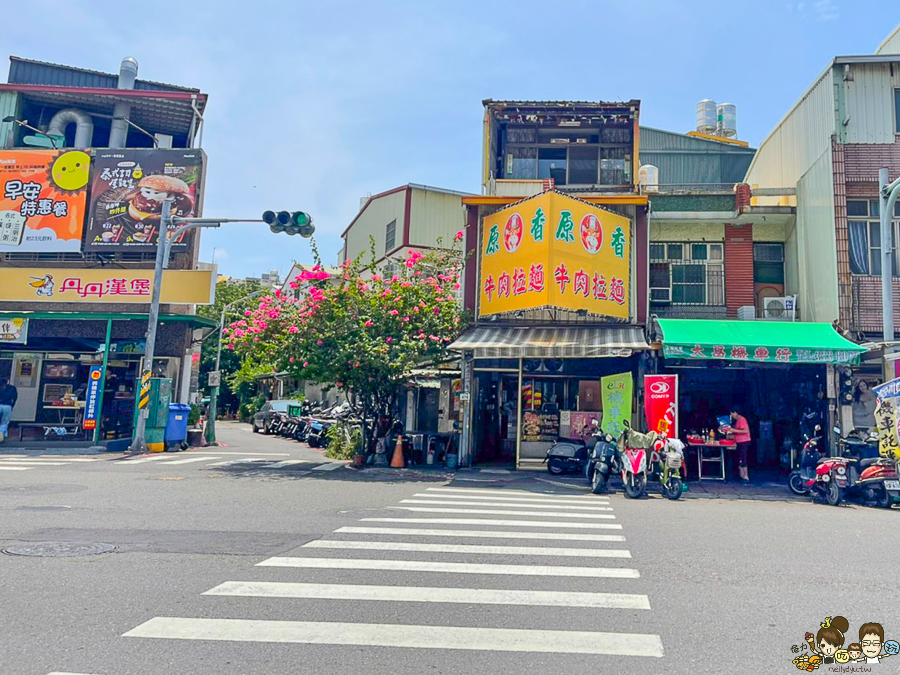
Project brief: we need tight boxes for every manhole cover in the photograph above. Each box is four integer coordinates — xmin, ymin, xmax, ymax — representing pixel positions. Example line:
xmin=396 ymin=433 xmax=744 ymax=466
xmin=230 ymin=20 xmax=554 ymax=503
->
xmin=3 ymin=541 xmax=117 ymax=557
xmin=0 ymin=484 xmax=88 ymax=496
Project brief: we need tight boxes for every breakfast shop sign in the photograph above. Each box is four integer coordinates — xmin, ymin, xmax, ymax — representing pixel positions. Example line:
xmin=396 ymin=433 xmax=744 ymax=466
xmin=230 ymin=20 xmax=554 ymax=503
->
xmin=478 ymin=191 xmax=631 ymax=319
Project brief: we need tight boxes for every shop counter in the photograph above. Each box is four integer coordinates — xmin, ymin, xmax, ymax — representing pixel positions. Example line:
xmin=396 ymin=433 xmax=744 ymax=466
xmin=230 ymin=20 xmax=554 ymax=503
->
xmin=686 ymin=436 xmax=736 ymax=481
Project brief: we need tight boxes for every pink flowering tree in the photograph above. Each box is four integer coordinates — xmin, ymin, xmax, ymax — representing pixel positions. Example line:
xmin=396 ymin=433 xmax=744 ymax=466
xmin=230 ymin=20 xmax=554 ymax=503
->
xmin=226 ymin=236 xmax=466 ymax=438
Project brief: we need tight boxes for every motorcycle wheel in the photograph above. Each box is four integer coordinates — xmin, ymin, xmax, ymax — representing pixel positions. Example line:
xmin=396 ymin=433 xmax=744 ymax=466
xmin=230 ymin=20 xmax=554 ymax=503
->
xmin=547 ymin=457 xmax=566 ymax=475
xmin=664 ymin=477 xmax=684 ymax=500
xmin=788 ymin=473 xmax=809 ymax=496
xmin=825 ymin=479 xmax=843 ymax=506
xmin=591 ymin=467 xmax=608 ymax=494
xmin=623 ymin=474 xmax=646 ymax=499
xmin=872 ymin=485 xmax=892 ymax=509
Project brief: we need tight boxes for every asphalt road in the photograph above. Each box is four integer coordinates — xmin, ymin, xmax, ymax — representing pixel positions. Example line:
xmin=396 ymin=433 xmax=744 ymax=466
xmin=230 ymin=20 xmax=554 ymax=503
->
xmin=0 ymin=422 xmax=898 ymax=674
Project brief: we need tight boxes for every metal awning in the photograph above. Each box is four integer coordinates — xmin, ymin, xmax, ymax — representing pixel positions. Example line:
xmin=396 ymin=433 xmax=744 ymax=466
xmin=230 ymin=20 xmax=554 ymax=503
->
xmin=448 ymin=325 xmax=648 ymax=358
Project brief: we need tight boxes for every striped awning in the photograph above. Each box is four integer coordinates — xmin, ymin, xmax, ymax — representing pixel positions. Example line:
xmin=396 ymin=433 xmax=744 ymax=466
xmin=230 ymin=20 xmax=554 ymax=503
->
xmin=448 ymin=325 xmax=649 ymax=358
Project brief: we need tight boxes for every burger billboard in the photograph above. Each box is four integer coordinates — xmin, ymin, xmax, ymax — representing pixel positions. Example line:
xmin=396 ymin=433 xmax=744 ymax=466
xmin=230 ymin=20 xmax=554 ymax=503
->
xmin=84 ymin=149 xmax=205 ymax=251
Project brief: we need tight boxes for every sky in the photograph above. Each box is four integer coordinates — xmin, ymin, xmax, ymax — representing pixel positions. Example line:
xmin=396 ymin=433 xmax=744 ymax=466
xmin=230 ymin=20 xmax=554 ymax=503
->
xmin=4 ymin=0 xmax=899 ymax=280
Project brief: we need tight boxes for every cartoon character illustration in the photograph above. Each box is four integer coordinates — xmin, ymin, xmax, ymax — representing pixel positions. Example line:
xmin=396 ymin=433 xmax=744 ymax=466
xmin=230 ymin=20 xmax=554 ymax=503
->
xmin=858 ymin=622 xmax=896 ymax=663
xmin=579 ymin=213 xmax=603 ymax=254
xmin=503 ymin=213 xmax=523 ymax=253
xmin=792 ymin=654 xmax=821 ymax=671
xmin=49 ymin=150 xmax=91 ymax=193
xmin=29 ymin=274 xmax=54 ymax=297
xmin=806 ymin=616 xmax=849 ymax=665
xmin=846 ymin=643 xmax=863 ymax=662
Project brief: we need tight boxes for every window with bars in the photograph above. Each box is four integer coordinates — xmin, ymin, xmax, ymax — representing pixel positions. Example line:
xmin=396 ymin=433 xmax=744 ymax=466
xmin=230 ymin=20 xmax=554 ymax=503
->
xmin=649 ymin=242 xmax=724 ymax=305
xmin=847 ymin=199 xmax=900 ymax=276
xmin=753 ymin=243 xmax=785 ymax=284
xmin=385 ymin=219 xmax=396 ymax=252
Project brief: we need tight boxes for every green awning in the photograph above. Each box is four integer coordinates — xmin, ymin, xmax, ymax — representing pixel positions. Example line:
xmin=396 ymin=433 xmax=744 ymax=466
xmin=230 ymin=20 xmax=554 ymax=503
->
xmin=657 ymin=319 xmax=866 ymax=364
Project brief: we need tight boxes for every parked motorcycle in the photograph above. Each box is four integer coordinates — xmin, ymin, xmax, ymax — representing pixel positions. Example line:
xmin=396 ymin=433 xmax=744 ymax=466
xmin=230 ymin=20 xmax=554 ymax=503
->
xmin=650 ymin=436 xmax=686 ymax=500
xmin=544 ymin=431 xmax=593 ymax=476
xmin=616 ymin=422 xmax=659 ymax=499
xmin=584 ymin=423 xmax=619 ymax=494
xmin=807 ymin=427 xmax=891 ymax=506
xmin=788 ymin=425 xmax=826 ymax=496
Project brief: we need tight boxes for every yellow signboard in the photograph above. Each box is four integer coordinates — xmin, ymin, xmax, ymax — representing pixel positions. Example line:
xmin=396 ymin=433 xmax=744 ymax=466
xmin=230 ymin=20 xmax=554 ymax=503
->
xmin=0 ymin=267 xmax=215 ymax=305
xmin=479 ymin=191 xmax=631 ymax=319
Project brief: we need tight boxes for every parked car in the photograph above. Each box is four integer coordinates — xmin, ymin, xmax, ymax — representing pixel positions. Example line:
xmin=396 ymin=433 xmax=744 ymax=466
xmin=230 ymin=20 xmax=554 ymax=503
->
xmin=252 ymin=400 xmax=302 ymax=434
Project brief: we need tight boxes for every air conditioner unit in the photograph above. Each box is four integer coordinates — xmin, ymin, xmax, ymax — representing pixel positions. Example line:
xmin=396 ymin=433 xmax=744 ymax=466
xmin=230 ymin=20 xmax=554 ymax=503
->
xmin=737 ymin=306 xmax=756 ymax=321
xmin=763 ymin=296 xmax=797 ymax=320
xmin=650 ymin=287 xmax=671 ymax=303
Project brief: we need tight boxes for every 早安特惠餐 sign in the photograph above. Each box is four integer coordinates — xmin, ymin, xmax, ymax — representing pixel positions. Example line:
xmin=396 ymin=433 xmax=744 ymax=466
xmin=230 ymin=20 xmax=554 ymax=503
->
xmin=0 ymin=267 xmax=215 ymax=305
xmin=0 ymin=149 xmax=90 ymax=252
xmin=478 ymin=191 xmax=631 ymax=319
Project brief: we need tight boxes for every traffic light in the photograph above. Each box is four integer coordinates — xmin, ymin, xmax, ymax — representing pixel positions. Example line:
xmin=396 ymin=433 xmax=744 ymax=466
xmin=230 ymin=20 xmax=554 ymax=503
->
xmin=839 ymin=370 xmax=854 ymax=405
xmin=262 ymin=210 xmax=315 ymax=237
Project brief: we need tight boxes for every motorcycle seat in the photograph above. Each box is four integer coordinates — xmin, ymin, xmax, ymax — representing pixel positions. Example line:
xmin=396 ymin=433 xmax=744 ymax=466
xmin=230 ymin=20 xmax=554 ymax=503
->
xmin=859 ymin=457 xmax=888 ymax=468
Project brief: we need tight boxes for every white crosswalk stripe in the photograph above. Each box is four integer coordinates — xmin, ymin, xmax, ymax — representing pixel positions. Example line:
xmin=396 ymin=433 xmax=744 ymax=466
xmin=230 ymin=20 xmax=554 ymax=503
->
xmin=122 ymin=484 xmax=664 ymax=661
xmin=0 ymin=466 xmax=30 ymax=471
xmin=160 ymin=456 xmax=221 ymax=465
xmin=0 ymin=461 xmax=68 ymax=466
xmin=311 ymin=462 xmax=346 ymax=471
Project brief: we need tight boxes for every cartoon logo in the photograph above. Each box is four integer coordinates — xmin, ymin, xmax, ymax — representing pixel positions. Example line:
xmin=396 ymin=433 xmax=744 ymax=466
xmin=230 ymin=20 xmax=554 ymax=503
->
xmin=48 ymin=151 xmax=91 ymax=193
xmin=28 ymin=274 xmax=54 ymax=297
xmin=503 ymin=213 xmax=523 ymax=253
xmin=649 ymin=381 xmax=670 ymax=394
xmin=579 ymin=213 xmax=603 ymax=254
xmin=791 ymin=616 xmax=896 ymax=669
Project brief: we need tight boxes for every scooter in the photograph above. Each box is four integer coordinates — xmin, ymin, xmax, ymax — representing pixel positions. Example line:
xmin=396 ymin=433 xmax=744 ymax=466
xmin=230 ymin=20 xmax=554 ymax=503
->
xmin=807 ymin=428 xmax=887 ymax=506
xmin=616 ymin=422 xmax=659 ymax=499
xmin=788 ymin=426 xmax=826 ymax=496
xmin=584 ymin=422 xmax=619 ymax=494
xmin=649 ymin=435 xmax=686 ymax=500
xmin=544 ymin=433 xmax=592 ymax=475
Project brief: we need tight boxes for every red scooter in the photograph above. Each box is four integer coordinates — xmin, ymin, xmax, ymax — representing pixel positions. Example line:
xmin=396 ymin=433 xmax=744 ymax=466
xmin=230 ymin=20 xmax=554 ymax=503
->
xmin=808 ymin=427 xmax=897 ymax=507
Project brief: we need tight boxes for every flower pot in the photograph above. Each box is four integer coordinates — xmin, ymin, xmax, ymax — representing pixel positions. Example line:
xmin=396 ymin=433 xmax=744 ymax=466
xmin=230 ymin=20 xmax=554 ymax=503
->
xmin=352 ymin=452 xmax=366 ymax=468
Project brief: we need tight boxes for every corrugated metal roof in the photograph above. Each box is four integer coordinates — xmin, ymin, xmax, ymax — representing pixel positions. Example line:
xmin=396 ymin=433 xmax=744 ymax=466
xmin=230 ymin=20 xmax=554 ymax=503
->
xmin=640 ymin=127 xmax=755 ymax=185
xmin=640 ymin=127 xmax=756 ymax=153
xmin=7 ymin=56 xmax=199 ymax=93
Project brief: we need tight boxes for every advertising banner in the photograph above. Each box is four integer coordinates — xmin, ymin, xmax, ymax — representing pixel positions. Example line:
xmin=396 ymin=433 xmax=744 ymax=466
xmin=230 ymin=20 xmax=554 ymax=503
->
xmin=83 ymin=366 xmax=103 ymax=431
xmin=0 ymin=149 xmax=90 ymax=252
xmin=479 ymin=191 xmax=631 ymax=320
xmin=600 ymin=372 xmax=633 ymax=437
xmin=85 ymin=149 xmax=205 ymax=250
xmin=663 ymin=343 xmax=861 ymax=365
xmin=569 ymin=411 xmax=601 ymax=440
xmin=522 ymin=411 xmax=560 ymax=442
xmin=874 ymin=395 xmax=900 ymax=460
xmin=0 ymin=267 xmax=215 ymax=305
xmin=873 ymin=377 xmax=900 ymax=400
xmin=0 ymin=317 xmax=28 ymax=344
xmin=644 ymin=374 xmax=678 ymax=438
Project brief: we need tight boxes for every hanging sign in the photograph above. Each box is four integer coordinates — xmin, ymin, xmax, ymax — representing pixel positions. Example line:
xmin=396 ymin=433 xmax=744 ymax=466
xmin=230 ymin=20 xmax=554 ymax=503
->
xmin=600 ymin=372 xmax=633 ymax=437
xmin=478 ymin=191 xmax=631 ymax=320
xmin=644 ymin=374 xmax=678 ymax=438
xmin=0 ymin=317 xmax=28 ymax=344
xmin=83 ymin=366 xmax=103 ymax=431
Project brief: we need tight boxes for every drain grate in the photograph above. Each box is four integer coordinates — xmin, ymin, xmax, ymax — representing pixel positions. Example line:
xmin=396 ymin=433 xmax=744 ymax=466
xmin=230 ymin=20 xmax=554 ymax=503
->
xmin=3 ymin=541 xmax=117 ymax=557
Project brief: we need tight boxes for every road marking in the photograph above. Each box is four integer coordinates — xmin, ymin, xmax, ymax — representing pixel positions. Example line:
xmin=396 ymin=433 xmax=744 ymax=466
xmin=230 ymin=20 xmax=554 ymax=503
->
xmin=412 ymin=492 xmax=610 ymax=506
xmin=265 ymin=460 xmax=308 ymax=469
xmin=175 ymin=451 xmax=290 ymax=456
xmin=204 ymin=581 xmax=649 ymax=609
xmin=478 ymin=469 xmax=511 ymax=474
xmin=0 ymin=457 xmax=97 ymax=462
xmin=426 ymin=487 xmax=603 ymax=500
xmin=120 ymin=456 xmax=171 ymax=464
xmin=401 ymin=499 xmax=613 ymax=512
xmin=256 ymin=556 xmax=638 ymax=578
xmin=362 ymin=518 xmax=623 ymax=530
xmin=208 ymin=458 xmax=270 ymax=467
xmin=335 ymin=527 xmax=626 ymax=542
xmin=311 ymin=462 xmax=347 ymax=471
xmin=0 ymin=466 xmax=30 ymax=471
xmin=0 ymin=461 xmax=68 ymax=466
xmin=302 ymin=540 xmax=631 ymax=558
xmin=392 ymin=506 xmax=615 ymax=520
xmin=123 ymin=617 xmax=664 ymax=657
xmin=160 ymin=456 xmax=221 ymax=465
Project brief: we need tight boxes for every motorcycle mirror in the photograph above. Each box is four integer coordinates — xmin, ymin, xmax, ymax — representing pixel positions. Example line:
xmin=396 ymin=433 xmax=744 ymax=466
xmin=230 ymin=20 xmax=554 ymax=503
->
xmin=832 ymin=426 xmax=840 ymax=434
xmin=591 ymin=419 xmax=599 ymax=427
xmin=622 ymin=419 xmax=630 ymax=428
xmin=814 ymin=424 xmax=822 ymax=432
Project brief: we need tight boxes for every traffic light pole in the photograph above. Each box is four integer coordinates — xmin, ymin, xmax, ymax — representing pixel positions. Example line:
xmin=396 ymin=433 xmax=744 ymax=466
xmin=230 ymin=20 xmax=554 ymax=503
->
xmin=879 ymin=168 xmax=900 ymax=343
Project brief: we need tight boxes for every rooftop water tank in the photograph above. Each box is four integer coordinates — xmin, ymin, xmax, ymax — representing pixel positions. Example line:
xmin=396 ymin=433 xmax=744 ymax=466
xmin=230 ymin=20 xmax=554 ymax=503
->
xmin=696 ymin=99 xmax=717 ymax=134
xmin=638 ymin=165 xmax=659 ymax=192
xmin=717 ymin=103 xmax=737 ymax=138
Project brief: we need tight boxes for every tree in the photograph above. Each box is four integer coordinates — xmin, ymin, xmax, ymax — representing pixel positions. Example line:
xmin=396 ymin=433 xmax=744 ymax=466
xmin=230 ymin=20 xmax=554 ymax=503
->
xmin=226 ymin=237 xmax=466 ymax=438
xmin=198 ymin=277 xmax=268 ymax=415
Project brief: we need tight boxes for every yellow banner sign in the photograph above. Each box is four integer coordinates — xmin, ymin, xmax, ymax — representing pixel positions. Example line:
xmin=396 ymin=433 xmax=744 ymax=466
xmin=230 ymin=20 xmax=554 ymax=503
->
xmin=0 ymin=267 xmax=215 ymax=305
xmin=478 ymin=191 xmax=631 ymax=319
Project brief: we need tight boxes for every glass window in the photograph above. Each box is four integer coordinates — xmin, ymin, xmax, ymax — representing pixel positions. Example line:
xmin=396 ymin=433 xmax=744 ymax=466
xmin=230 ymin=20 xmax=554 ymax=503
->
xmin=754 ymin=243 xmax=784 ymax=262
xmin=649 ymin=243 xmax=665 ymax=260
xmin=568 ymin=146 xmax=598 ymax=185
xmin=869 ymin=199 xmax=879 ymax=217
xmin=538 ymin=148 xmax=567 ymax=185
xmin=708 ymin=243 xmax=723 ymax=261
xmin=506 ymin=147 xmax=537 ymax=179
xmin=896 ymin=89 xmax=900 ymax=133
xmin=649 ymin=262 xmax=669 ymax=288
xmin=672 ymin=264 xmax=706 ymax=304
xmin=869 ymin=222 xmax=882 ymax=276
xmin=666 ymin=243 xmax=683 ymax=260
xmin=385 ymin=219 xmax=396 ymax=251
xmin=754 ymin=261 xmax=785 ymax=284
xmin=707 ymin=264 xmax=725 ymax=305
xmin=847 ymin=200 xmax=868 ymax=217
xmin=848 ymin=221 xmax=869 ymax=275
xmin=691 ymin=244 xmax=708 ymax=261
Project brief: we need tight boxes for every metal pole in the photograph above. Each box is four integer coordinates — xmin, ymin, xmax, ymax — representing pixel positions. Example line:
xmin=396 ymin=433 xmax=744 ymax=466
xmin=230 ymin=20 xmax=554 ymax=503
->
xmin=515 ymin=356 xmax=523 ymax=470
xmin=92 ymin=318 xmax=113 ymax=445
xmin=459 ymin=354 xmax=473 ymax=466
xmin=131 ymin=199 xmax=172 ymax=452
xmin=880 ymin=169 xmax=894 ymax=342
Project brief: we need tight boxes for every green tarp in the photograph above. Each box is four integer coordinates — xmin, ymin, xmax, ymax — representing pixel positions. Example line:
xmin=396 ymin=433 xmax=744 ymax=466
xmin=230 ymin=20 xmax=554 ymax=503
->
xmin=657 ymin=319 xmax=867 ymax=365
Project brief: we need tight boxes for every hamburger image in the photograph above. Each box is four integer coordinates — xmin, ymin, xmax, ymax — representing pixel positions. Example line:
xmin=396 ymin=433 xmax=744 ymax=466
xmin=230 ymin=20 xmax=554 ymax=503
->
xmin=126 ymin=175 xmax=194 ymax=223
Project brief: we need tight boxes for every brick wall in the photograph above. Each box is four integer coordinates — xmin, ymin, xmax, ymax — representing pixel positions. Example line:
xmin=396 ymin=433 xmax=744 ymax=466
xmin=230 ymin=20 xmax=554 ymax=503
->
xmin=852 ymin=277 xmax=900 ymax=334
xmin=843 ymin=143 xmax=900 ymax=182
xmin=832 ymin=140 xmax=851 ymax=327
xmin=724 ymin=224 xmax=754 ymax=317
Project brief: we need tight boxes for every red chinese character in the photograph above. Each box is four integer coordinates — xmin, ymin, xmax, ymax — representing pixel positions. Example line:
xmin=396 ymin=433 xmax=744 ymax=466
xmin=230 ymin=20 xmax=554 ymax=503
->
xmin=775 ymin=347 xmax=792 ymax=362
xmin=573 ymin=269 xmax=589 ymax=297
xmin=754 ymin=346 xmax=770 ymax=361
xmin=712 ymin=345 xmax=726 ymax=358
xmin=82 ymin=282 xmax=105 ymax=298
xmin=554 ymin=263 xmax=570 ymax=293
xmin=592 ymin=273 xmax=607 ymax=300
xmin=608 ymin=277 xmax=626 ymax=305
xmin=60 ymin=278 xmax=82 ymax=295
xmin=483 ymin=274 xmax=495 ymax=301
xmin=498 ymin=272 xmax=511 ymax=298
xmin=691 ymin=344 xmax=705 ymax=357
xmin=130 ymin=279 xmax=151 ymax=295
xmin=106 ymin=278 xmax=129 ymax=295
xmin=528 ymin=264 xmax=545 ymax=292
xmin=512 ymin=267 xmax=527 ymax=296
xmin=730 ymin=346 xmax=749 ymax=360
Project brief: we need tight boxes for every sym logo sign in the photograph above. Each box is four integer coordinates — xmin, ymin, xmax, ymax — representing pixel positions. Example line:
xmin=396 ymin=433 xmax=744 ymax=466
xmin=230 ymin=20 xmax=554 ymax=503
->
xmin=649 ymin=381 xmax=670 ymax=395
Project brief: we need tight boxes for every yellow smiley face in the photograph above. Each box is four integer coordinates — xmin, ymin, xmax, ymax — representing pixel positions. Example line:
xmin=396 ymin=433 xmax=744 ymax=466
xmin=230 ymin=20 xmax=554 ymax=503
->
xmin=50 ymin=151 xmax=91 ymax=192
xmin=834 ymin=649 xmax=850 ymax=664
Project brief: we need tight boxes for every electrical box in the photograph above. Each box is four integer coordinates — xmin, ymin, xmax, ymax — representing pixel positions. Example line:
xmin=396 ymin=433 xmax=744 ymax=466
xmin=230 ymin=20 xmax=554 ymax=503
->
xmin=145 ymin=378 xmax=173 ymax=428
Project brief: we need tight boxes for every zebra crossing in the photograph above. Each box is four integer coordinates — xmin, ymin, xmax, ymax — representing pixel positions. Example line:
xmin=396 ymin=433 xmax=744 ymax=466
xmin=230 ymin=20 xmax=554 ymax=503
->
xmin=0 ymin=456 xmax=101 ymax=471
xmin=0 ymin=452 xmax=348 ymax=473
xmin=123 ymin=484 xmax=665 ymax=661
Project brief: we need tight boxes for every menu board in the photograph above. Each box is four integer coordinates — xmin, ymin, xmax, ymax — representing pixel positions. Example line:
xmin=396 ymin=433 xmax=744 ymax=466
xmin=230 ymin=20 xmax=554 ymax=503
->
xmin=522 ymin=411 xmax=560 ymax=442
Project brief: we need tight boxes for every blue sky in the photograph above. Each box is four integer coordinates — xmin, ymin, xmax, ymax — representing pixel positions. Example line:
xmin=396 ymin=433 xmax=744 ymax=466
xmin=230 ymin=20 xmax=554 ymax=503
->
xmin=4 ymin=1 xmax=898 ymax=279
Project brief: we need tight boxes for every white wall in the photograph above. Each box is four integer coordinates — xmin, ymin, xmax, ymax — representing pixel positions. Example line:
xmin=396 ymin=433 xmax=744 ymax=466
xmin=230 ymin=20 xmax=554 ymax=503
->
xmin=649 ymin=222 xmax=725 ymax=241
xmin=876 ymin=24 xmax=900 ymax=55
xmin=408 ymin=188 xmax=466 ymax=248
xmin=344 ymin=190 xmax=407 ymax=263
xmin=841 ymin=62 xmax=900 ymax=144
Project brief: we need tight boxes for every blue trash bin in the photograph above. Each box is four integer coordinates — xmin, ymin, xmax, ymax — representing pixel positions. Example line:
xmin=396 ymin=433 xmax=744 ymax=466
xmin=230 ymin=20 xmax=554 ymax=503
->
xmin=165 ymin=403 xmax=192 ymax=448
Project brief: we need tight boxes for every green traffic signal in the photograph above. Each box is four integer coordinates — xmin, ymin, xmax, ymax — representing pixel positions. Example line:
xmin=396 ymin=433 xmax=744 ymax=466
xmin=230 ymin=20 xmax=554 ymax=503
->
xmin=262 ymin=210 xmax=314 ymax=236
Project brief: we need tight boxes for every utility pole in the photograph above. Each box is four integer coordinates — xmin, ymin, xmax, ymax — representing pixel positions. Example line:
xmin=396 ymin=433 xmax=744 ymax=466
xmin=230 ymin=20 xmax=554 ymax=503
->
xmin=879 ymin=168 xmax=900 ymax=342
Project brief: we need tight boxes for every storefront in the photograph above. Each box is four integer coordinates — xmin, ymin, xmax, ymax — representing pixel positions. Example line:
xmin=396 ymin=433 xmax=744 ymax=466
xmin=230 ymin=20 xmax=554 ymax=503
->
xmin=654 ymin=319 xmax=866 ymax=476
xmin=0 ymin=312 xmax=215 ymax=445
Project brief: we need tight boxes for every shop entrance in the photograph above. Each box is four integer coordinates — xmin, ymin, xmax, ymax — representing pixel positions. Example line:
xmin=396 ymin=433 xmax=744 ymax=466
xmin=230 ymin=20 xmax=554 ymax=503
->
xmin=473 ymin=371 xmax=518 ymax=465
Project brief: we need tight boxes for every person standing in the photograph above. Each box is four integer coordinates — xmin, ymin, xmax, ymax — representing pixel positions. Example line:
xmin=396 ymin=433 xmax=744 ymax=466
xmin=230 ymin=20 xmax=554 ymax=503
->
xmin=851 ymin=380 xmax=877 ymax=431
xmin=728 ymin=407 xmax=752 ymax=482
xmin=0 ymin=376 xmax=18 ymax=443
